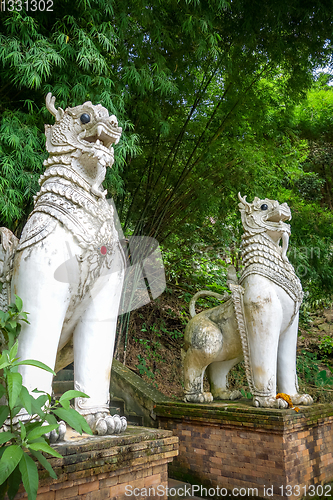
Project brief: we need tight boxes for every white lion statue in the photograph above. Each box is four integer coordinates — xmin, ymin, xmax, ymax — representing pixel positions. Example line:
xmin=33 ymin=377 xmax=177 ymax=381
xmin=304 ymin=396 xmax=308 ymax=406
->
xmin=182 ymin=194 xmax=313 ymax=409
xmin=0 ymin=94 xmax=127 ymax=435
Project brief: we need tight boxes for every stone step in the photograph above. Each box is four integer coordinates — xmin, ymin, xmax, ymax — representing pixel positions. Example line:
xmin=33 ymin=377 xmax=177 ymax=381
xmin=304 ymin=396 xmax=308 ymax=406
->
xmin=53 ymin=368 xmax=74 ymax=382
xmin=53 ymin=380 xmax=74 ymax=397
xmin=52 ymin=375 xmax=143 ymax=426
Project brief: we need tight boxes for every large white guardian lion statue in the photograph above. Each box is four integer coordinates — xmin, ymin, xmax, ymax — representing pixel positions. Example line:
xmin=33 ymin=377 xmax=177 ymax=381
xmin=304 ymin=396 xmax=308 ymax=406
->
xmin=182 ymin=194 xmax=313 ymax=409
xmin=0 ymin=94 xmax=127 ymax=435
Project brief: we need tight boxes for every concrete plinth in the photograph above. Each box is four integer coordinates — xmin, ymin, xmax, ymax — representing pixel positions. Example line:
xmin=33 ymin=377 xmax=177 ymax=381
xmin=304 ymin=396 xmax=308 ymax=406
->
xmin=156 ymin=400 xmax=333 ymax=499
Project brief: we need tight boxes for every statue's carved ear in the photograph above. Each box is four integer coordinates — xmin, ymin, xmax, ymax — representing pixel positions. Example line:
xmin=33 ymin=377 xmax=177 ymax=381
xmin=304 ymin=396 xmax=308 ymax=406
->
xmin=45 ymin=92 xmax=65 ymax=122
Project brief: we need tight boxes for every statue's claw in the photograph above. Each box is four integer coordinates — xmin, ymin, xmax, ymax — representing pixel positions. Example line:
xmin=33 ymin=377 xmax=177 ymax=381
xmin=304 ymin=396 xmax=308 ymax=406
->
xmin=184 ymin=392 xmax=213 ymax=403
xmin=253 ymin=396 xmax=289 ymax=409
xmin=85 ymin=412 xmax=127 ymax=435
xmin=290 ymin=393 xmax=313 ymax=406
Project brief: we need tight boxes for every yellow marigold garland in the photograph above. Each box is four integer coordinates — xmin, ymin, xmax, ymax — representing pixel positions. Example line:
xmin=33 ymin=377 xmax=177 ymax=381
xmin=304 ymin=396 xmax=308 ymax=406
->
xmin=276 ymin=393 xmax=300 ymax=412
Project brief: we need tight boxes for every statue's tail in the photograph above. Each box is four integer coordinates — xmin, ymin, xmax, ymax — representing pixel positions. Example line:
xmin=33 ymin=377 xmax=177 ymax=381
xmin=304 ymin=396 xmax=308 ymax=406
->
xmin=188 ymin=266 xmax=238 ymax=318
xmin=0 ymin=228 xmax=19 ymax=312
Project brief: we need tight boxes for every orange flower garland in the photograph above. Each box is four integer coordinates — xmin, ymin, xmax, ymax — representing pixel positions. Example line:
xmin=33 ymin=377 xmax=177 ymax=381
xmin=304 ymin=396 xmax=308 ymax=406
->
xmin=276 ymin=393 xmax=300 ymax=412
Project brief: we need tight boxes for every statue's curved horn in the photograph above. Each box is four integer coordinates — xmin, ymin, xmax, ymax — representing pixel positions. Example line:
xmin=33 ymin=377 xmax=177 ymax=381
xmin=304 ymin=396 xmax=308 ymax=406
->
xmin=45 ymin=93 xmax=64 ymax=121
xmin=238 ymin=193 xmax=249 ymax=206
xmin=46 ymin=93 xmax=58 ymax=117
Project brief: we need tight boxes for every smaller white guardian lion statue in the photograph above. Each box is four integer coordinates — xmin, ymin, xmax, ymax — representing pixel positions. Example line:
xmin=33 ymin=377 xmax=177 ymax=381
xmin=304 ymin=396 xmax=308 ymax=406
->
xmin=0 ymin=94 xmax=127 ymax=435
xmin=182 ymin=194 xmax=313 ymax=409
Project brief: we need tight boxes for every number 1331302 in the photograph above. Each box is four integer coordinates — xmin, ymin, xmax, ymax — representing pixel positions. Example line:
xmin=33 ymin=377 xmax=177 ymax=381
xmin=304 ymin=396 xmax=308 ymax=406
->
xmin=1 ymin=0 xmax=53 ymax=11
xmin=280 ymin=484 xmax=332 ymax=497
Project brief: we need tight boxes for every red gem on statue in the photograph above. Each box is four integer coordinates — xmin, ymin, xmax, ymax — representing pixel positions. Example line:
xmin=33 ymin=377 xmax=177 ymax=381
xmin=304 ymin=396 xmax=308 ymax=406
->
xmin=101 ymin=246 xmax=107 ymax=255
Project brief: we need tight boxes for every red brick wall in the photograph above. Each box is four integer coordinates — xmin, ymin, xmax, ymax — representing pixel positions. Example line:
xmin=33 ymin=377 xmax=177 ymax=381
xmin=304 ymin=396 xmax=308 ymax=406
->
xmin=13 ymin=459 xmax=170 ymax=500
xmin=156 ymin=402 xmax=333 ymax=499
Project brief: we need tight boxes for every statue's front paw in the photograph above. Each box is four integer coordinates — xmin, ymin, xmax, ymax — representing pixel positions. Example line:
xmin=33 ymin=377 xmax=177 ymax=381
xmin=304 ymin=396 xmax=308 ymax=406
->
xmin=253 ymin=396 xmax=288 ymax=409
xmin=184 ymin=392 xmax=213 ymax=403
xmin=213 ymin=390 xmax=242 ymax=401
xmin=85 ymin=412 xmax=127 ymax=435
xmin=290 ymin=394 xmax=313 ymax=406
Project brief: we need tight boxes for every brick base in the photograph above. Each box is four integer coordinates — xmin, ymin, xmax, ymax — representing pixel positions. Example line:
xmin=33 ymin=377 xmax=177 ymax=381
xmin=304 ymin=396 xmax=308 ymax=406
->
xmin=156 ymin=400 xmax=333 ymax=499
xmin=10 ymin=427 xmax=179 ymax=500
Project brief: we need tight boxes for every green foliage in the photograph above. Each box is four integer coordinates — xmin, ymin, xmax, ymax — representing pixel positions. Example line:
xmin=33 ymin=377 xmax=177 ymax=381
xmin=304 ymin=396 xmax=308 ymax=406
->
xmin=0 ymin=299 xmax=92 ymax=500
xmin=135 ymin=355 xmax=154 ymax=380
xmin=297 ymin=350 xmax=333 ymax=389
xmin=319 ymin=336 xmax=333 ymax=362
xmin=0 ymin=295 xmax=29 ymax=351
xmin=240 ymin=389 xmax=252 ymax=400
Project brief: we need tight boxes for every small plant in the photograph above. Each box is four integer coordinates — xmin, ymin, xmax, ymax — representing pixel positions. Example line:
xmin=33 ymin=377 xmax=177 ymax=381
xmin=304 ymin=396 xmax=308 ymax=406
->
xmin=318 ymin=336 xmax=333 ymax=362
xmin=0 ymin=297 xmax=93 ymax=500
xmin=136 ymin=355 xmax=154 ymax=379
xmin=161 ymin=321 xmax=184 ymax=341
xmin=297 ymin=350 xmax=333 ymax=388
xmin=240 ymin=388 xmax=252 ymax=399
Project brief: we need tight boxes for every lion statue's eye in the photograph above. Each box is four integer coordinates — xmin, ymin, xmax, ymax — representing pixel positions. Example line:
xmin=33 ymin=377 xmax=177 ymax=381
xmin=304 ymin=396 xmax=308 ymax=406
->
xmin=80 ymin=113 xmax=91 ymax=124
xmin=261 ymin=204 xmax=268 ymax=210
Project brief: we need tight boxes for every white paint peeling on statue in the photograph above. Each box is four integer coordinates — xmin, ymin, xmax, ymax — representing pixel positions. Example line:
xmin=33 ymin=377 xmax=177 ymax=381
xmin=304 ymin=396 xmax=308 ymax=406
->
xmin=182 ymin=194 xmax=314 ymax=409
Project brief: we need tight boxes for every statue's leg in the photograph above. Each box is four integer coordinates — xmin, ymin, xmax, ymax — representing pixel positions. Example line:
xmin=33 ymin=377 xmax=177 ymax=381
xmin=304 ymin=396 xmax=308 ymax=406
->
xmin=206 ymin=357 xmax=243 ymax=400
xmin=13 ymin=234 xmax=72 ymax=396
xmin=72 ymin=244 xmax=126 ymax=435
xmin=277 ymin=313 xmax=313 ymax=406
xmin=243 ymin=276 xmax=288 ymax=409
xmin=183 ymin=319 xmax=224 ymax=403
xmin=183 ymin=350 xmax=213 ymax=403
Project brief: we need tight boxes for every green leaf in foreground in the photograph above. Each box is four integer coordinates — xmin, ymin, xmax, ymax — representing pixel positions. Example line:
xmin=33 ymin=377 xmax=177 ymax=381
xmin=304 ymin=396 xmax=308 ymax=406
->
xmin=27 ymin=424 xmax=59 ymax=442
xmin=53 ymin=407 xmax=92 ymax=435
xmin=0 ymin=385 xmax=6 ymax=400
xmin=19 ymin=385 xmax=32 ymax=415
xmin=0 ymin=432 xmax=15 ymax=446
xmin=7 ymin=372 xmax=22 ymax=409
xmin=18 ymin=453 xmax=38 ymax=500
xmin=0 ymin=445 xmax=24 ymax=484
xmin=0 ymin=406 xmax=10 ymax=428
xmin=14 ymin=295 xmax=23 ymax=313
xmin=7 ymin=464 xmax=22 ymax=500
xmin=59 ymin=390 xmax=89 ymax=403
xmin=59 ymin=390 xmax=89 ymax=410
xmin=29 ymin=449 xmax=57 ymax=480
xmin=13 ymin=360 xmax=55 ymax=376
xmin=28 ymin=439 xmax=62 ymax=458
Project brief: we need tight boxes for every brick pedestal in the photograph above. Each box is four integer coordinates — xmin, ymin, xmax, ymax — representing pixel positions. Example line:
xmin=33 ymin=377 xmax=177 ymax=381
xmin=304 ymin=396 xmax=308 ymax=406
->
xmin=156 ymin=400 xmax=333 ymax=499
xmin=11 ymin=426 xmax=179 ymax=500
